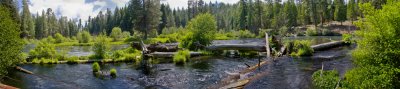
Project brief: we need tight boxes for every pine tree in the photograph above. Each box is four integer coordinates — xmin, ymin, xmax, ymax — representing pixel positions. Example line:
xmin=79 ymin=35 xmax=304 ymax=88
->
xmin=21 ymin=0 xmax=35 ymax=38
xmin=334 ymin=0 xmax=347 ymax=25
xmin=239 ymin=0 xmax=248 ymax=30
xmin=347 ymin=0 xmax=357 ymax=22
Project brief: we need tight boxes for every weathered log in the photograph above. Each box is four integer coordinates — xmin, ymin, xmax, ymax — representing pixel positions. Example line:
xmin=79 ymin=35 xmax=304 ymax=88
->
xmin=265 ymin=33 xmax=271 ymax=58
xmin=311 ymin=41 xmax=346 ymax=51
xmin=149 ymin=52 xmax=203 ymax=58
xmin=15 ymin=66 xmax=33 ymax=74
xmin=131 ymin=42 xmax=179 ymax=52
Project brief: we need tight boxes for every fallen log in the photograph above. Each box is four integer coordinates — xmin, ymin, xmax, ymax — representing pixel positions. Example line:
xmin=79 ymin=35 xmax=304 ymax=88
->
xmin=149 ymin=52 xmax=203 ymax=58
xmin=131 ymin=42 xmax=179 ymax=52
xmin=15 ymin=66 xmax=33 ymax=74
xmin=311 ymin=41 xmax=346 ymax=51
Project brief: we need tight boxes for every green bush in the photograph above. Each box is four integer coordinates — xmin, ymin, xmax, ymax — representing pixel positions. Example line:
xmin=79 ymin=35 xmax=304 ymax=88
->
xmin=66 ymin=56 xmax=80 ymax=64
xmin=344 ymin=2 xmax=400 ymax=88
xmin=312 ymin=70 xmax=340 ymax=89
xmin=343 ymin=65 xmax=398 ymax=89
xmin=237 ymin=30 xmax=256 ymax=38
xmin=111 ymin=48 xmax=142 ymax=62
xmin=173 ymin=50 xmax=190 ymax=65
xmin=342 ymin=33 xmax=352 ymax=44
xmin=29 ymin=42 xmax=57 ymax=59
xmin=77 ymin=31 xmax=91 ymax=43
xmin=306 ymin=28 xmax=318 ymax=36
xmin=54 ymin=33 xmax=65 ymax=43
xmin=110 ymin=27 xmax=123 ymax=42
xmin=279 ymin=26 xmax=289 ymax=36
xmin=180 ymin=13 xmax=217 ymax=50
xmin=92 ymin=34 xmax=110 ymax=59
xmin=110 ymin=68 xmax=117 ymax=78
xmin=291 ymin=40 xmax=313 ymax=56
xmin=92 ymin=62 xmax=100 ymax=72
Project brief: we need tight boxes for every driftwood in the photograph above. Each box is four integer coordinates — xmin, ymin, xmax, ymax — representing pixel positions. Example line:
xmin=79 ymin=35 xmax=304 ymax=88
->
xmin=311 ymin=41 xmax=345 ymax=51
xmin=15 ymin=66 xmax=33 ymax=74
xmin=131 ymin=42 xmax=178 ymax=52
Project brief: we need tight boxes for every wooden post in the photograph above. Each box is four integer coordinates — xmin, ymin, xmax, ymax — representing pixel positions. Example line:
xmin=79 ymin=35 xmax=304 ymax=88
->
xmin=265 ymin=33 xmax=271 ymax=58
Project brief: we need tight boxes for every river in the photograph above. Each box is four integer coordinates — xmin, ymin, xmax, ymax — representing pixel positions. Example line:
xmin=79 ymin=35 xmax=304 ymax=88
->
xmin=1 ymin=36 xmax=353 ymax=89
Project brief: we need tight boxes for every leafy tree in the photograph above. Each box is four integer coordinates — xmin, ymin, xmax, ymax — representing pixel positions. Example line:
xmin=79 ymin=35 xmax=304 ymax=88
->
xmin=110 ymin=27 xmax=123 ymax=41
xmin=344 ymin=2 xmax=400 ymax=88
xmin=180 ymin=13 xmax=217 ymax=50
xmin=77 ymin=31 xmax=91 ymax=43
xmin=0 ymin=5 xmax=24 ymax=76
xmin=54 ymin=33 xmax=65 ymax=43
xmin=92 ymin=34 xmax=110 ymax=59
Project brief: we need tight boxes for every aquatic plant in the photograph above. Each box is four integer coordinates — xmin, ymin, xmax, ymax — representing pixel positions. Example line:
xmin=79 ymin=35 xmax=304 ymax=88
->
xmin=110 ymin=68 xmax=117 ymax=78
xmin=92 ymin=62 xmax=101 ymax=73
xmin=66 ymin=56 xmax=80 ymax=64
xmin=291 ymin=40 xmax=313 ymax=56
xmin=173 ymin=50 xmax=190 ymax=65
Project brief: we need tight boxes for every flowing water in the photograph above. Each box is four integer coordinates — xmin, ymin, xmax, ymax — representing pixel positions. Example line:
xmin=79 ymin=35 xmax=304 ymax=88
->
xmin=2 ymin=36 xmax=353 ymax=89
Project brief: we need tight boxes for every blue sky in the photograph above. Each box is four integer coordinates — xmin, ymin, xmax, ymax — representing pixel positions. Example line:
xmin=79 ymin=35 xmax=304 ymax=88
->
xmin=19 ymin=0 xmax=239 ymax=22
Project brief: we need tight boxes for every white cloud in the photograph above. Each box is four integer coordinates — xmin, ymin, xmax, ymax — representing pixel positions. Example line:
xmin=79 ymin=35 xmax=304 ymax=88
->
xmin=28 ymin=0 xmax=129 ymax=22
xmin=27 ymin=0 xmax=239 ymax=22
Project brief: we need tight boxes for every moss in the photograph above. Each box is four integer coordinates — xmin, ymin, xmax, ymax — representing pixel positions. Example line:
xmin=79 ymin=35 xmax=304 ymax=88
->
xmin=110 ymin=68 xmax=117 ymax=78
xmin=342 ymin=33 xmax=353 ymax=44
xmin=92 ymin=62 xmax=100 ymax=73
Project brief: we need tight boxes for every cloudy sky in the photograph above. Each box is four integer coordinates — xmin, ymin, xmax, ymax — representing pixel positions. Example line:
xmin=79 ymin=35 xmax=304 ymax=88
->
xmin=19 ymin=0 xmax=239 ymax=22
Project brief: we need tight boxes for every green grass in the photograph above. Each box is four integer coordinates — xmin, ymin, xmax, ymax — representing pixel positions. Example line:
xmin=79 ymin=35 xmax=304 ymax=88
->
xmin=173 ymin=50 xmax=190 ymax=65
xmin=290 ymin=40 xmax=314 ymax=56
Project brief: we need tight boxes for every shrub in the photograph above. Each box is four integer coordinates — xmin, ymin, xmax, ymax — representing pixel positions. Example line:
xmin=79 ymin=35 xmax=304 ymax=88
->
xmin=306 ymin=28 xmax=318 ymax=36
xmin=343 ymin=2 xmax=400 ymax=88
xmin=180 ymin=13 xmax=217 ymax=50
xmin=110 ymin=27 xmax=123 ymax=42
xmin=92 ymin=34 xmax=110 ymax=59
xmin=279 ymin=26 xmax=289 ymax=36
xmin=173 ymin=50 xmax=190 ymax=65
xmin=312 ymin=70 xmax=340 ymax=89
xmin=92 ymin=62 xmax=100 ymax=72
xmin=291 ymin=40 xmax=313 ymax=56
xmin=29 ymin=42 xmax=57 ymax=59
xmin=66 ymin=56 xmax=80 ymax=64
xmin=237 ymin=30 xmax=256 ymax=38
xmin=77 ymin=31 xmax=91 ymax=43
xmin=110 ymin=68 xmax=117 ymax=78
xmin=342 ymin=33 xmax=352 ymax=44
xmin=54 ymin=33 xmax=65 ymax=43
